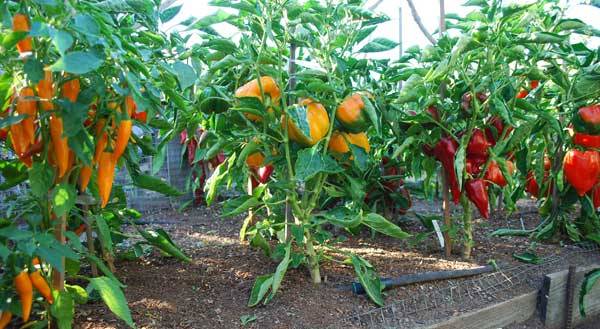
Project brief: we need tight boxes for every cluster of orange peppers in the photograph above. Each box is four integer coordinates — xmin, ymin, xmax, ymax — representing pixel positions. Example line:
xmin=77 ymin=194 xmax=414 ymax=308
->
xmin=1 ymin=258 xmax=53 ymax=328
xmin=3 ymin=12 xmax=143 ymax=209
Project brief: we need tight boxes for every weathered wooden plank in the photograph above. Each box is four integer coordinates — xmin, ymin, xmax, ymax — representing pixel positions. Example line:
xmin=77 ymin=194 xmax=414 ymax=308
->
xmin=540 ymin=264 xmax=600 ymax=329
xmin=426 ymin=291 xmax=538 ymax=329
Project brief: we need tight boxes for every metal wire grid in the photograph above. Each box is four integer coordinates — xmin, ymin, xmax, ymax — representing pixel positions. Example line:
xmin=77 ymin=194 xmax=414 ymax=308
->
xmin=328 ymin=243 xmax=600 ymax=329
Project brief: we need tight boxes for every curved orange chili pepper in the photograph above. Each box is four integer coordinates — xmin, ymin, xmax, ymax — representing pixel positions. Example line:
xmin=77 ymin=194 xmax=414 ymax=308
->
xmin=14 ymin=271 xmax=32 ymax=322
xmin=62 ymin=78 xmax=80 ymax=103
xmin=29 ymin=270 xmax=53 ymax=304
xmin=0 ymin=311 xmax=12 ymax=329
xmin=16 ymin=87 xmax=37 ymax=146
xmin=97 ymin=151 xmax=116 ymax=208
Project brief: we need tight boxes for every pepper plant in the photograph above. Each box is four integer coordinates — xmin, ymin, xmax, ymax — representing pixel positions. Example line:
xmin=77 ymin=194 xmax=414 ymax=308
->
xmin=387 ymin=0 xmax=600 ymax=257
xmin=0 ymin=0 xmax=194 ymax=327
xmin=190 ymin=0 xmax=410 ymax=306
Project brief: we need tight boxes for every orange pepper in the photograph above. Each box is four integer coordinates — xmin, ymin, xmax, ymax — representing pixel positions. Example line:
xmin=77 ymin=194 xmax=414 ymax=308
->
xmin=62 ymin=78 xmax=80 ymax=103
xmin=29 ymin=270 xmax=53 ymax=304
xmin=12 ymin=14 xmax=32 ymax=53
xmin=16 ymin=87 xmax=37 ymax=146
xmin=14 ymin=271 xmax=32 ymax=322
xmin=79 ymin=165 xmax=92 ymax=192
xmin=37 ymin=71 xmax=54 ymax=111
xmin=97 ymin=151 xmax=116 ymax=208
xmin=0 ymin=311 xmax=12 ymax=329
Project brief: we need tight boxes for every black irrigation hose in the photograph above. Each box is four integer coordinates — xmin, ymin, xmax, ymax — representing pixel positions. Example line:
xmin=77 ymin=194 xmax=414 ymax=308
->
xmin=349 ymin=265 xmax=497 ymax=295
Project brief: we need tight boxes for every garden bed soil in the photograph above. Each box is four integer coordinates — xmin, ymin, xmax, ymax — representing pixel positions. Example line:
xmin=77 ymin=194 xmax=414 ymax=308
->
xmin=74 ymin=198 xmax=591 ymax=329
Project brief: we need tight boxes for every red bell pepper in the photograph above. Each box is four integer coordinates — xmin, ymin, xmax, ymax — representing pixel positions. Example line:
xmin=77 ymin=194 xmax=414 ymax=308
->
xmin=563 ymin=149 xmax=600 ymax=196
xmin=465 ymin=179 xmax=490 ymax=219
xmin=484 ymin=160 xmax=514 ymax=187
xmin=381 ymin=156 xmax=404 ymax=192
xmin=467 ymin=128 xmax=491 ymax=157
xmin=574 ymin=104 xmax=600 ymax=134
xmin=209 ymin=151 xmax=226 ymax=167
xmin=433 ymin=137 xmax=461 ymax=204
xmin=573 ymin=132 xmax=600 ymax=149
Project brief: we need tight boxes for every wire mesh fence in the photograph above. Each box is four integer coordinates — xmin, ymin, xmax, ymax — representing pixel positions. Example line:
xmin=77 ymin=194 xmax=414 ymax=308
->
xmin=326 ymin=243 xmax=600 ymax=329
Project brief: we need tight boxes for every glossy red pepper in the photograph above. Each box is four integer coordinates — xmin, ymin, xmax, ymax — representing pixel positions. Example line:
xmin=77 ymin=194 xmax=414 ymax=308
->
xmin=485 ymin=160 xmax=514 ymax=187
xmin=256 ymin=165 xmax=274 ymax=184
xmin=465 ymin=179 xmax=490 ymax=219
xmin=574 ymin=104 xmax=600 ymax=134
xmin=466 ymin=155 xmax=486 ymax=176
xmin=573 ymin=132 xmax=600 ymax=149
xmin=187 ymin=138 xmax=197 ymax=165
xmin=516 ymin=80 xmax=539 ymax=99
xmin=525 ymin=171 xmax=540 ymax=197
xmin=381 ymin=156 xmax=404 ymax=192
xmin=467 ymin=128 xmax=491 ymax=157
xmin=433 ymin=137 xmax=461 ymax=204
xmin=563 ymin=149 xmax=600 ymax=196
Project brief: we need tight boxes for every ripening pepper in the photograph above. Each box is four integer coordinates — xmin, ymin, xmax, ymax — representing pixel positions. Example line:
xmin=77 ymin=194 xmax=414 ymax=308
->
xmin=234 ymin=76 xmax=280 ymax=121
xmin=62 ymin=78 xmax=80 ymax=103
xmin=0 ymin=311 xmax=12 ymax=329
xmin=432 ymin=137 xmax=461 ymax=204
xmin=16 ymin=87 xmax=37 ymax=146
xmin=516 ymin=80 xmax=539 ymax=99
xmin=328 ymin=131 xmax=370 ymax=156
xmin=246 ymin=152 xmax=265 ymax=169
xmin=14 ymin=271 xmax=33 ymax=322
xmin=336 ymin=93 xmax=371 ymax=133
xmin=573 ymin=132 xmax=600 ymax=149
xmin=29 ymin=270 xmax=53 ymax=304
xmin=112 ymin=119 xmax=132 ymax=161
xmin=12 ymin=13 xmax=32 ymax=53
xmin=484 ymin=160 xmax=515 ymax=187
xmin=381 ymin=157 xmax=404 ymax=192
xmin=49 ymin=116 xmax=70 ymax=177
xmin=37 ymin=71 xmax=54 ymax=111
xmin=467 ymin=128 xmax=491 ymax=157
xmin=79 ymin=165 xmax=92 ymax=192
xmin=573 ymin=105 xmax=600 ymax=135
xmin=133 ymin=111 xmax=147 ymax=123
xmin=466 ymin=155 xmax=486 ymax=176
xmin=93 ymin=119 xmax=108 ymax=164
xmin=256 ymin=165 xmax=274 ymax=184
xmin=286 ymin=99 xmax=330 ymax=146
xmin=186 ymin=137 xmax=198 ymax=165
xmin=525 ymin=171 xmax=540 ymax=197
xmin=465 ymin=179 xmax=490 ymax=219
xmin=97 ymin=151 xmax=117 ymax=208
xmin=563 ymin=149 xmax=600 ymax=196
xmin=112 ymin=96 xmax=135 ymax=161
xmin=10 ymin=123 xmax=32 ymax=167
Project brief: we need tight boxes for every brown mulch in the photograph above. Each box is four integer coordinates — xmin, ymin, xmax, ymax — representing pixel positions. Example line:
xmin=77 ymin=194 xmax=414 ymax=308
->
xmin=73 ymin=199 xmax=587 ymax=329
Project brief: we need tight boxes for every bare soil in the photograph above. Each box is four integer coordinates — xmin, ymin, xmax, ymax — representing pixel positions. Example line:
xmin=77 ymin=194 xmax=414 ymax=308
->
xmin=72 ymin=199 xmax=595 ymax=329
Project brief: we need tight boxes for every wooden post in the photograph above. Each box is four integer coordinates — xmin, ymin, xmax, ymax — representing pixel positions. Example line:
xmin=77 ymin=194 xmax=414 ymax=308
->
xmin=540 ymin=265 xmax=600 ymax=329
xmin=284 ymin=43 xmax=297 ymax=241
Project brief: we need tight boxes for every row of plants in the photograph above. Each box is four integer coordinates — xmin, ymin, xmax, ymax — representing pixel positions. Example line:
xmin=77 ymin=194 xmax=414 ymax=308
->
xmin=0 ymin=0 xmax=196 ymax=327
xmin=188 ymin=0 xmax=600 ymax=308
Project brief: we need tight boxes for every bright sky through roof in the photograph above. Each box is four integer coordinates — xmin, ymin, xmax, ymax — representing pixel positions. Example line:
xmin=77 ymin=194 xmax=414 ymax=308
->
xmin=163 ymin=0 xmax=600 ymax=59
